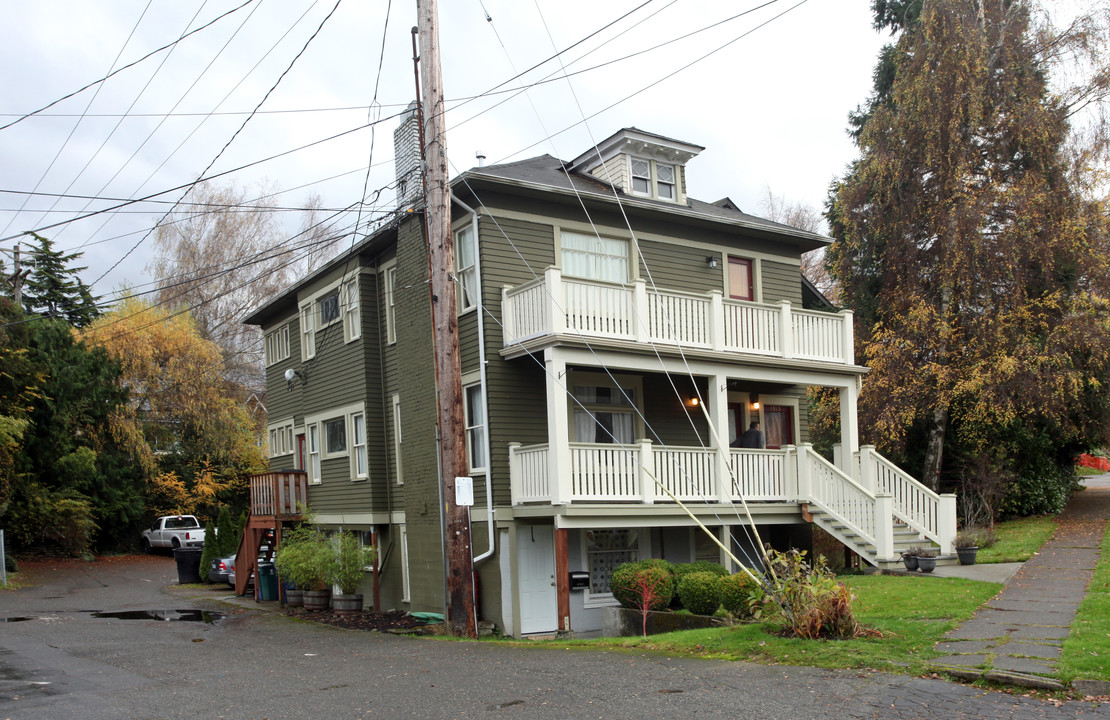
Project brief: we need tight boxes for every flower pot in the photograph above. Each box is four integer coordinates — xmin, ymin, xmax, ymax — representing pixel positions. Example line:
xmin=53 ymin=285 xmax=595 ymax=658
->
xmin=332 ymin=593 xmax=364 ymax=614
xmin=956 ymin=546 xmax=979 ymax=566
xmin=303 ymin=588 xmax=332 ymax=611
xmin=916 ymin=556 xmax=937 ymax=573
xmin=902 ymin=554 xmax=919 ymax=571
xmin=285 ymin=588 xmax=304 ymax=607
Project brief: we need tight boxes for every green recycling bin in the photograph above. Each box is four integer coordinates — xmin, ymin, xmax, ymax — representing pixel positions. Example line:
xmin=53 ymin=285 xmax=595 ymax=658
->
xmin=258 ymin=562 xmax=278 ymax=601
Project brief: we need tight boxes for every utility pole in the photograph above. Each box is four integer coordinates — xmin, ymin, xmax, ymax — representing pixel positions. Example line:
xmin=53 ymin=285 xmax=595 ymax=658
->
xmin=416 ymin=0 xmax=477 ymax=639
xmin=3 ymin=243 xmax=31 ymax=307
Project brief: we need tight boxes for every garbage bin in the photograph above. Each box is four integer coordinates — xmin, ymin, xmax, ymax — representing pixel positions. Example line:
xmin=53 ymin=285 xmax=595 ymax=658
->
xmin=258 ymin=562 xmax=278 ymax=601
xmin=173 ymin=547 xmax=203 ymax=584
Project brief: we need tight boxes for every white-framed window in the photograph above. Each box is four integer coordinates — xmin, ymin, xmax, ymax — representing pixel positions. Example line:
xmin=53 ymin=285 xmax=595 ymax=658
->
xmin=561 ymin=231 xmax=628 ymax=283
xmin=400 ymin=525 xmax=411 ymax=602
xmin=343 ymin=276 xmax=361 ymax=342
xmin=307 ymin=424 xmax=321 ymax=484
xmin=351 ymin=412 xmax=367 ymax=480
xmin=455 ymin=225 xmax=477 ymax=312
xmin=264 ymin=324 xmax=290 ymax=366
xmin=267 ymin=420 xmax=295 ymax=458
xmin=392 ymin=394 xmax=403 ymax=485
xmin=628 ymin=157 xmax=678 ymax=202
xmin=300 ymin=302 xmax=316 ymax=360
xmin=324 ymin=417 xmax=347 ymax=457
xmin=584 ymin=529 xmax=639 ymax=602
xmin=464 ymin=384 xmax=486 ymax=473
xmin=384 ymin=264 xmax=398 ymax=345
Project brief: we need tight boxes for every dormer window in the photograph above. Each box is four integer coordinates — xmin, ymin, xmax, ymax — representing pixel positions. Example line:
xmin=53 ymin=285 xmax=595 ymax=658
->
xmin=629 ymin=157 xmax=677 ymax=202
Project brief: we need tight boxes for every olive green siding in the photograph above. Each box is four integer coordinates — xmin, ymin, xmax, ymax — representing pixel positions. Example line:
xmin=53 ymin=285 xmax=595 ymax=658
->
xmin=262 ymin=312 xmax=301 ymax=472
xmin=637 ymin=239 xmax=719 ymax=296
xmin=760 ymin=259 xmax=803 ymax=306
xmin=642 ymin=374 xmax=710 ymax=446
xmin=476 ymin=215 xmax=555 ymax=507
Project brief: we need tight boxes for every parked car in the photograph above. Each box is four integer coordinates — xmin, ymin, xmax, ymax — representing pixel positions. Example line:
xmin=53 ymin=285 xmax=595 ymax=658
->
xmin=209 ymin=554 xmax=234 ymax=584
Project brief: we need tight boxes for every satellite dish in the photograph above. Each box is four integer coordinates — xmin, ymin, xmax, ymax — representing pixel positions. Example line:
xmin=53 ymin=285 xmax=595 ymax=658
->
xmin=284 ymin=368 xmax=296 ymax=382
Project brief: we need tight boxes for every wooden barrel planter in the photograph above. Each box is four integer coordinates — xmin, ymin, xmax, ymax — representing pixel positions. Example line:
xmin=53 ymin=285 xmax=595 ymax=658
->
xmin=303 ymin=589 xmax=331 ymax=611
xmin=285 ymin=588 xmax=304 ymax=607
xmin=332 ymin=593 xmax=364 ymax=614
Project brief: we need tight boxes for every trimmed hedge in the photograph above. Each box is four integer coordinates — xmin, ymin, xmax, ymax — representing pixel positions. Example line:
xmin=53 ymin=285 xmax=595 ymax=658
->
xmin=677 ymin=571 xmax=722 ymax=615
xmin=719 ymin=571 xmax=762 ymax=618
xmin=673 ymin=560 xmax=729 ymax=580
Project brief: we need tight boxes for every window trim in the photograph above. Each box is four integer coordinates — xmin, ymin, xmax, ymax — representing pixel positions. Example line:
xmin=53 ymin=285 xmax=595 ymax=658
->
xmin=391 ymin=393 xmax=403 ymax=485
xmin=455 ymin=224 xmax=477 ymax=314
xmin=307 ymin=424 xmax=321 ymax=484
xmin=264 ymin=324 xmax=290 ymax=366
xmin=463 ymin=383 xmax=487 ymax=474
xmin=581 ymin=528 xmax=642 ymax=607
xmin=351 ymin=412 xmax=367 ymax=480
xmin=323 ymin=416 xmax=348 ymax=458
xmin=383 ymin=262 xmax=398 ymax=345
xmin=560 ymin=231 xmax=630 ymax=284
xmin=267 ymin=419 xmax=295 ymax=458
xmin=304 ymin=402 xmax=366 ymax=481
xmin=343 ymin=276 xmax=361 ymax=343
xmin=627 ymin=156 xmax=679 ymax=203
xmin=299 ymin=269 xmax=361 ymax=360
xmin=299 ymin=302 xmax=316 ymax=360
xmin=727 ymin=256 xmax=755 ymax=302
xmin=566 ymin=371 xmax=645 ymax=444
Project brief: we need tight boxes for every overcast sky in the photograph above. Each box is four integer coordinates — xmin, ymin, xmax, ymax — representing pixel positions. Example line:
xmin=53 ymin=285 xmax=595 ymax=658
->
xmin=0 ymin=0 xmax=889 ymax=298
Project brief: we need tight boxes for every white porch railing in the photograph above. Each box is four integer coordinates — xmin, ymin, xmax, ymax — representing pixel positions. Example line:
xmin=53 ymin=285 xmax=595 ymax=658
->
xmin=855 ymin=446 xmax=957 ymax=555
xmin=501 ymin=267 xmax=854 ymax=364
xmin=799 ymin=446 xmax=894 ymax=560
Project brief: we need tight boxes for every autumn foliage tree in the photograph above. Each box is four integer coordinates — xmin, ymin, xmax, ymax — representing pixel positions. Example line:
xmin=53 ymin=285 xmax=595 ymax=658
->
xmin=828 ymin=0 xmax=1110 ymax=516
xmin=81 ymin=297 xmax=266 ymax=519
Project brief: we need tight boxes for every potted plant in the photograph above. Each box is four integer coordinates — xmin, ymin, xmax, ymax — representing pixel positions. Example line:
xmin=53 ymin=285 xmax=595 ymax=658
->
xmin=276 ymin=522 xmax=338 ymax=611
xmin=914 ymin=548 xmax=938 ymax=573
xmin=954 ymin=529 xmax=980 ymax=566
xmin=331 ymin=531 xmax=376 ymax=614
xmin=901 ymin=547 xmax=925 ymax=571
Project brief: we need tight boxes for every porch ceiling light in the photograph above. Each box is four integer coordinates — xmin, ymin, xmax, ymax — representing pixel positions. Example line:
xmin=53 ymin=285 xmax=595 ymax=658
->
xmin=685 ymin=396 xmax=700 ymax=408
xmin=749 ymin=392 xmax=759 ymax=411
xmin=706 ymin=256 xmax=718 ymax=270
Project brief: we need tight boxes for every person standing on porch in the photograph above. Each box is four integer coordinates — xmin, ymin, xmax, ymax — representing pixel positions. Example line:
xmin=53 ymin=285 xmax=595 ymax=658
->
xmin=732 ymin=421 xmax=764 ymax=449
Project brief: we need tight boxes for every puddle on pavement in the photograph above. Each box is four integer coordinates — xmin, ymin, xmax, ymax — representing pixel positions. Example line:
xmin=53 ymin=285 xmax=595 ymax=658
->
xmin=1 ymin=617 xmax=32 ymax=622
xmin=88 ymin=609 xmax=225 ymax=623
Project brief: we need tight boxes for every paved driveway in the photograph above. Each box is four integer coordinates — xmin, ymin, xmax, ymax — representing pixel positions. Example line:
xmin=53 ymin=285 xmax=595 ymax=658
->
xmin=1 ymin=556 xmax=1107 ymax=719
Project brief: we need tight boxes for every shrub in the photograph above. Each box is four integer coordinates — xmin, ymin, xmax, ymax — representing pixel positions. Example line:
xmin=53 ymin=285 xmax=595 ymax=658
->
xmin=677 ymin=571 xmax=722 ymax=616
xmin=759 ymin=548 xmax=875 ymax=639
xmin=4 ymin=554 xmax=17 ymax=573
xmin=611 ymin=560 xmax=675 ymax=611
xmin=198 ymin=520 xmax=217 ymax=582
xmin=334 ymin=531 xmax=375 ymax=595
xmin=1001 ymin=461 xmax=1080 ymax=518
xmin=719 ymin=571 xmax=762 ymax=618
xmin=216 ymin=506 xmax=236 ymax=556
xmin=673 ymin=560 xmax=729 ymax=581
xmin=955 ymin=527 xmax=995 ymax=548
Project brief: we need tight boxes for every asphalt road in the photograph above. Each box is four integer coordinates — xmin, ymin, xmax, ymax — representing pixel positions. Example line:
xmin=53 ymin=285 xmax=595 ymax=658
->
xmin=1 ymin=556 xmax=1107 ymax=720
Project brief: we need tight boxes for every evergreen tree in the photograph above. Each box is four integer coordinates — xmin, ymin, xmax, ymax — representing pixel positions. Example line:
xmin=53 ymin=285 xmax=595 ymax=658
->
xmin=21 ymin=233 xmax=100 ymax=328
xmin=828 ymin=1 xmax=1110 ymax=511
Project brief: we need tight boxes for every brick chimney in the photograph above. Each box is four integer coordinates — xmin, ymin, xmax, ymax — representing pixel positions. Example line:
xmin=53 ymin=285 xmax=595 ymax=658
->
xmin=393 ymin=101 xmax=422 ymax=208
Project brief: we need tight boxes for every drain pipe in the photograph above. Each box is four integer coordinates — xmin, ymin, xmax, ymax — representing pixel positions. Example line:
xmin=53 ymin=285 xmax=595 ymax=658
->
xmin=450 ymin=194 xmax=494 ymax=564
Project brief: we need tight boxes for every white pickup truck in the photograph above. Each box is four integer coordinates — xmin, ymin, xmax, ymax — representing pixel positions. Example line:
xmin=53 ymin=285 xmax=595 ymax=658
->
xmin=142 ymin=515 xmax=206 ymax=552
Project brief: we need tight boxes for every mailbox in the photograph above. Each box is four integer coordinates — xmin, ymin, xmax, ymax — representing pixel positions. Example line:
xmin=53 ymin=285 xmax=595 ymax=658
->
xmin=568 ymin=571 xmax=590 ymax=590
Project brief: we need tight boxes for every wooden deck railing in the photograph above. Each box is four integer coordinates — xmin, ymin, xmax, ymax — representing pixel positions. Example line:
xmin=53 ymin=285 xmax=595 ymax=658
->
xmin=249 ymin=471 xmax=307 ymax=517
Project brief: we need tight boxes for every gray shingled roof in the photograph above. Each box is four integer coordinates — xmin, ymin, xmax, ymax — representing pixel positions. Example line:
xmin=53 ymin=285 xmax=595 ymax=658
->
xmin=457 ymin=154 xmax=829 ymax=245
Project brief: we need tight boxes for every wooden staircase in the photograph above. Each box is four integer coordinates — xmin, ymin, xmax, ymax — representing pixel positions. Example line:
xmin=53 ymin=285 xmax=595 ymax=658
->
xmin=234 ymin=471 xmax=307 ymax=598
xmin=806 ymin=505 xmax=957 ymax=570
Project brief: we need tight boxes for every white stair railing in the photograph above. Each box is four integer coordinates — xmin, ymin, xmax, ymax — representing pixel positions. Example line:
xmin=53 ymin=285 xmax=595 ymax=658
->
xmin=857 ymin=446 xmax=956 ymax=554
xmin=798 ymin=444 xmax=895 ymax=561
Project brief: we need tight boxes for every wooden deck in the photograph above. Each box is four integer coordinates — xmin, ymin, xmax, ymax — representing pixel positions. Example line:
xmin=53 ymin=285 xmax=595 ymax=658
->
xmin=234 ymin=471 xmax=307 ymax=598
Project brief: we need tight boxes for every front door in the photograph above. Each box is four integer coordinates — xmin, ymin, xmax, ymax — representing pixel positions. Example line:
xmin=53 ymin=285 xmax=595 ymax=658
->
xmin=763 ymin=405 xmax=794 ymax=449
xmin=517 ymin=525 xmax=557 ymax=635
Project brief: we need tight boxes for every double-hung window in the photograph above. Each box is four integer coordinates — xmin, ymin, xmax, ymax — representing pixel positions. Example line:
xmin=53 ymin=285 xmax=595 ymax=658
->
xmin=307 ymin=424 xmax=321 ymax=483
xmin=385 ymin=265 xmax=398 ymax=344
xmin=324 ymin=417 xmax=347 ymax=455
xmin=343 ymin=277 xmax=360 ymax=342
xmin=571 ymin=384 xmax=637 ymax=444
xmin=629 ymin=157 xmax=677 ymax=202
xmin=265 ymin=325 xmax=290 ymax=365
xmin=300 ymin=303 xmax=316 ymax=360
xmin=455 ymin=225 xmax=477 ymax=312
xmin=267 ymin=420 xmax=294 ymax=458
xmin=561 ymin=231 xmax=628 ymax=283
xmin=464 ymin=385 xmax=486 ymax=473
xmin=318 ymin=289 xmax=340 ymax=327
xmin=351 ymin=412 xmax=367 ymax=479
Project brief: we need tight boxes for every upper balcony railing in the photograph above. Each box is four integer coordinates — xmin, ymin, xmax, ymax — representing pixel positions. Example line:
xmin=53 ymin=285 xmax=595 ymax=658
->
xmin=501 ymin=267 xmax=854 ymax=365
xmin=249 ymin=471 xmax=307 ymax=517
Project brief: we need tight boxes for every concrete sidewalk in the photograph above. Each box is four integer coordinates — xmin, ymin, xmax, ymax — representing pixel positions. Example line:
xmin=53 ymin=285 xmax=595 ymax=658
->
xmin=930 ymin=474 xmax=1110 ymax=692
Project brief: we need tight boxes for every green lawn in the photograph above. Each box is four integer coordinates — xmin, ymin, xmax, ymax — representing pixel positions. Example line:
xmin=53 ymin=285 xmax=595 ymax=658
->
xmin=535 ymin=574 xmax=1002 ymax=676
xmin=1058 ymin=520 xmax=1110 ymax=682
xmin=977 ymin=515 xmax=1058 ymax=564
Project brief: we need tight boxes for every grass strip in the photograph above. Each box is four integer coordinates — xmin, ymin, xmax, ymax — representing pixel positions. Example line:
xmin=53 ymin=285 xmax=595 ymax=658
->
xmin=978 ymin=515 xmax=1058 ymax=564
xmin=1057 ymin=519 xmax=1110 ymax=683
xmin=532 ymin=574 xmax=1000 ymax=676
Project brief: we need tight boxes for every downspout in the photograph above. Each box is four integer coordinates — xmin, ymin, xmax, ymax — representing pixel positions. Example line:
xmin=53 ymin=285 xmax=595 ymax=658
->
xmin=450 ymin=195 xmax=494 ymax=564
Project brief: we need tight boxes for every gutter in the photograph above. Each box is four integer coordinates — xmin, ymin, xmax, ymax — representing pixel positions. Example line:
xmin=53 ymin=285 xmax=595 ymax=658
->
xmin=450 ymin=194 xmax=495 ymax=565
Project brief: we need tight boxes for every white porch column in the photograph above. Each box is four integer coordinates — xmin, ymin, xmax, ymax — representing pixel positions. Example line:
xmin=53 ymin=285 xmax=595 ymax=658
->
xmin=858 ymin=445 xmax=877 ymax=493
xmin=638 ymin=439 xmax=655 ymax=504
xmin=938 ymin=493 xmax=957 ymax=555
xmin=839 ymin=309 xmax=855 ymax=365
xmin=838 ymin=381 xmax=860 ymax=477
xmin=780 ymin=300 xmax=794 ymax=359
xmin=544 ymin=266 xmax=565 ymax=335
xmin=710 ymin=373 xmax=731 ymax=503
xmin=708 ymin=290 xmax=724 ymax=352
xmin=633 ymin=279 xmax=648 ymax=343
xmin=545 ymin=348 xmax=571 ymax=504
xmin=874 ymin=493 xmax=896 ymax=561
xmin=794 ymin=444 xmax=811 ymax=502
